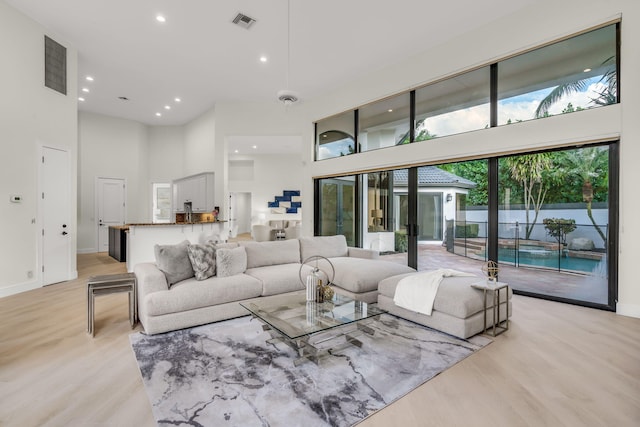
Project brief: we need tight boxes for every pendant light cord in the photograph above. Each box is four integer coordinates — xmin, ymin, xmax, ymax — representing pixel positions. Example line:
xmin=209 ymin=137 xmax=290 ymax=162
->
xmin=286 ymin=0 xmax=290 ymax=90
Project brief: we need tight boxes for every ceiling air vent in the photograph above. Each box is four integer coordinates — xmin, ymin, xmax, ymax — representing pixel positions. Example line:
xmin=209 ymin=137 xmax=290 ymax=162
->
xmin=232 ymin=13 xmax=256 ymax=29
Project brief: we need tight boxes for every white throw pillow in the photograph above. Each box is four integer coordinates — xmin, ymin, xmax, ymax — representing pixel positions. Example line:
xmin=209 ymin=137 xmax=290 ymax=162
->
xmin=216 ymin=246 xmax=247 ymax=277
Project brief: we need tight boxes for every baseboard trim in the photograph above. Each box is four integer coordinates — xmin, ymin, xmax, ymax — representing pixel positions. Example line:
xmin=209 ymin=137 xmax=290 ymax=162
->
xmin=616 ymin=303 xmax=640 ymax=319
xmin=0 ymin=280 xmax=42 ymax=298
xmin=77 ymin=248 xmax=97 ymax=254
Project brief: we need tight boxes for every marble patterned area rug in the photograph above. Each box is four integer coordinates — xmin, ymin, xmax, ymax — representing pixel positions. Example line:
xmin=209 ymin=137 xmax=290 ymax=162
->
xmin=130 ymin=314 xmax=491 ymax=427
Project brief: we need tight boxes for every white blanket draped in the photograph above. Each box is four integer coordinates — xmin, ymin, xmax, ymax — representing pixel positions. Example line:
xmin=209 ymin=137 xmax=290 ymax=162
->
xmin=393 ymin=269 xmax=476 ymax=316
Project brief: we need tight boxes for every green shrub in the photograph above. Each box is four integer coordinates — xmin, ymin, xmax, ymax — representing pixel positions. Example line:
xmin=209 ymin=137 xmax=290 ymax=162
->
xmin=455 ymin=223 xmax=479 ymax=238
xmin=543 ymin=218 xmax=576 ymax=245
xmin=395 ymin=230 xmax=408 ymax=253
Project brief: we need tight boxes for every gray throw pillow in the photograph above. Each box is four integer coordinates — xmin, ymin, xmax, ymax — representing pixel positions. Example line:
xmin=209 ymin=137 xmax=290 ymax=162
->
xmin=154 ymin=240 xmax=194 ymax=285
xmin=187 ymin=242 xmax=216 ymax=280
xmin=216 ymin=246 xmax=247 ymax=277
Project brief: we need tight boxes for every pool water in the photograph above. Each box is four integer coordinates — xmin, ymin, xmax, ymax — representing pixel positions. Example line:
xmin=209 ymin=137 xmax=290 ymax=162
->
xmin=497 ymin=247 xmax=605 ymax=275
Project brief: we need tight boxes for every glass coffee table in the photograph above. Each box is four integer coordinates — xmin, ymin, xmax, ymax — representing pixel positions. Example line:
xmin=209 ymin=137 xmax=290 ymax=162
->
xmin=240 ymin=292 xmax=386 ymax=366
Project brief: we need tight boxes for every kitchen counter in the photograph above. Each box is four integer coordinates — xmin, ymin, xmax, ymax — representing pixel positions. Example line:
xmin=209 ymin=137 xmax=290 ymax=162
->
xmin=125 ymin=221 xmax=226 ymax=226
xmin=126 ymin=221 xmax=227 ymax=272
xmin=108 ymin=226 xmax=128 ymax=262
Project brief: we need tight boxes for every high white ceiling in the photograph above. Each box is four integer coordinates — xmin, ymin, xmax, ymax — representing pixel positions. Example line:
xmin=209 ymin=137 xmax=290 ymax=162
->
xmin=7 ymin=0 xmax=538 ymax=126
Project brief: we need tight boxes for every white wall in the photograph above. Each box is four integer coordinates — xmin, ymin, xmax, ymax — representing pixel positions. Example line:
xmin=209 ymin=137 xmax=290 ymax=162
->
xmin=0 ymin=1 xmax=78 ymax=295
xmin=184 ymin=108 xmax=216 ymax=176
xmin=148 ymin=125 xmax=185 ymax=183
xmin=228 ymin=153 xmax=304 ymax=225
xmin=77 ymin=112 xmax=149 ymax=252
xmin=213 ymin=102 xmax=311 ymax=233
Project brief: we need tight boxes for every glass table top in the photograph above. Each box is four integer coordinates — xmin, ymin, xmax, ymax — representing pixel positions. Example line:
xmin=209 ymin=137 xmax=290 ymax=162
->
xmin=240 ymin=292 xmax=386 ymax=340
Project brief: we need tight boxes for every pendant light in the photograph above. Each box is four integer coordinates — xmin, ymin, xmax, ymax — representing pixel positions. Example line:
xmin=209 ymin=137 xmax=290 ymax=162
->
xmin=277 ymin=0 xmax=299 ymax=106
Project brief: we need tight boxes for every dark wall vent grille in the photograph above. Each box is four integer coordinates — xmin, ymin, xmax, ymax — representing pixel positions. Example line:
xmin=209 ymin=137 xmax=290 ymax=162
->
xmin=44 ymin=35 xmax=67 ymax=95
xmin=232 ymin=13 xmax=256 ymax=29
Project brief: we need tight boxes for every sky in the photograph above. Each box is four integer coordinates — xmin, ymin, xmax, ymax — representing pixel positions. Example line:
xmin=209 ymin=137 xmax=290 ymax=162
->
xmin=318 ymin=76 xmax=608 ymax=159
xmin=428 ymin=76 xmax=606 ymax=135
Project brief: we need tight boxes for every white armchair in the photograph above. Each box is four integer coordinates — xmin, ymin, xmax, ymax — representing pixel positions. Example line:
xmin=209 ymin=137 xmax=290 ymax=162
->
xmin=252 ymin=224 xmax=272 ymax=242
xmin=284 ymin=223 xmax=301 ymax=239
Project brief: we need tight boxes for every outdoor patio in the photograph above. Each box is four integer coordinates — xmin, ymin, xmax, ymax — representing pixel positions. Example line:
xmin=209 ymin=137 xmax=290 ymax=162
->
xmin=380 ymin=244 xmax=608 ymax=305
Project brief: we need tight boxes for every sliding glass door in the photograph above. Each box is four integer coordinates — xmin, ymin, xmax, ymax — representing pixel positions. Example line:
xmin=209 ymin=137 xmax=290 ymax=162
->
xmin=314 ymin=143 xmax=617 ymax=309
xmin=316 ymin=176 xmax=356 ymax=246
xmin=497 ymin=145 xmax=614 ymax=306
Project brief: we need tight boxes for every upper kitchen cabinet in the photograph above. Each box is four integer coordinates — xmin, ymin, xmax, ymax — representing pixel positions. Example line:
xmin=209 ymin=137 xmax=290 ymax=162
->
xmin=173 ymin=172 xmax=215 ymax=212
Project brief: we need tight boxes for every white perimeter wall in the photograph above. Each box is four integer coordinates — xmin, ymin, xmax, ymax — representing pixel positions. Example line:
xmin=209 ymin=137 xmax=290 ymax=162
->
xmin=0 ymin=1 xmax=78 ymax=294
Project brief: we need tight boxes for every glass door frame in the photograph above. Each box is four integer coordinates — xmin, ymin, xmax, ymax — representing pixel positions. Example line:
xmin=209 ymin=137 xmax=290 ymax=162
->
xmin=313 ymin=142 xmax=618 ymax=312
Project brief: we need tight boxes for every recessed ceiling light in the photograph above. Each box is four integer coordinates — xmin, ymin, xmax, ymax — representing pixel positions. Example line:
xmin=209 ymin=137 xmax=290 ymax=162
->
xmin=174 ymin=97 xmax=181 ymax=103
xmin=388 ymin=109 xmax=393 ymax=113
xmin=164 ymin=105 xmax=171 ymax=110
xmin=252 ymin=145 xmax=257 ymax=149
xmin=155 ymin=112 xmax=162 ymax=117
xmin=234 ymin=149 xmax=239 ymax=153
xmin=86 ymin=76 xmax=94 ymax=81
xmin=82 ymin=87 xmax=89 ymax=93
xmin=78 ymin=97 xmax=85 ymax=102
xmin=583 ymin=68 xmax=592 ymax=73
xmin=156 ymin=15 xmax=166 ymax=23
xmin=259 ymin=56 xmax=268 ymax=63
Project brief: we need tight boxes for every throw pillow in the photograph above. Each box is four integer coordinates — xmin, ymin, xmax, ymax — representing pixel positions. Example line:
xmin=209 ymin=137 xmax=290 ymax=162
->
xmin=187 ymin=242 xmax=216 ymax=280
xmin=154 ymin=240 xmax=194 ymax=286
xmin=216 ymin=246 xmax=247 ymax=277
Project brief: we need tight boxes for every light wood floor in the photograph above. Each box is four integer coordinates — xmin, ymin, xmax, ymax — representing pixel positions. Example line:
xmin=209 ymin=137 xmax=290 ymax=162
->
xmin=1 ymin=253 xmax=639 ymax=427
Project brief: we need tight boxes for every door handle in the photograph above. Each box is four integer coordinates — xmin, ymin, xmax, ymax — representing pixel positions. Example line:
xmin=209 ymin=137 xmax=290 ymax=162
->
xmin=62 ymin=231 xmax=68 ymax=236
xmin=405 ymin=224 xmax=419 ymax=237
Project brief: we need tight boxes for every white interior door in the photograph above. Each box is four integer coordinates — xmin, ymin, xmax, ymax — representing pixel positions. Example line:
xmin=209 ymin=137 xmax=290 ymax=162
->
xmin=42 ymin=146 xmax=71 ymax=285
xmin=97 ymin=178 xmax=126 ymax=252
xmin=230 ymin=192 xmax=252 ymax=235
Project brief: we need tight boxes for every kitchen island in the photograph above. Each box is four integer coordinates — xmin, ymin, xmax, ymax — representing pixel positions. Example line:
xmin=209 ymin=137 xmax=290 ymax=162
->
xmin=126 ymin=222 xmax=227 ymax=272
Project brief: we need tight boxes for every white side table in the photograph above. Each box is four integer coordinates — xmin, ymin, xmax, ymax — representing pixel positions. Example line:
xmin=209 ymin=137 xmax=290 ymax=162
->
xmin=470 ymin=280 xmax=509 ymax=336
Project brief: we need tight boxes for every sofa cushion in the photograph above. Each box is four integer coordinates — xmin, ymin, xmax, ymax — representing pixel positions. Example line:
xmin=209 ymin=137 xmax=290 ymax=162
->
xmin=245 ymin=263 xmax=307 ymax=296
xmin=187 ymin=242 xmax=216 ymax=280
xmin=329 ymin=257 xmax=416 ymax=293
xmin=299 ymin=235 xmax=348 ymax=261
xmin=216 ymin=246 xmax=247 ymax=277
xmin=144 ymin=274 xmax=262 ymax=316
xmin=154 ymin=240 xmax=194 ymax=286
xmin=240 ymin=239 xmax=301 ymax=269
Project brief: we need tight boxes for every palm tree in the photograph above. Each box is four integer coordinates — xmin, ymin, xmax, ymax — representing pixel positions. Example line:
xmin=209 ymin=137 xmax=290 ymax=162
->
xmin=534 ymin=56 xmax=617 ymax=119
xmin=505 ymin=153 xmax=553 ymax=239
xmin=562 ymin=147 xmax=608 ymax=245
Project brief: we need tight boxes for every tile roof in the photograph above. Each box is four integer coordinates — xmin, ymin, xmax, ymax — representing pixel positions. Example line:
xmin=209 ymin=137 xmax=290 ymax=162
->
xmin=393 ymin=166 xmax=476 ymax=188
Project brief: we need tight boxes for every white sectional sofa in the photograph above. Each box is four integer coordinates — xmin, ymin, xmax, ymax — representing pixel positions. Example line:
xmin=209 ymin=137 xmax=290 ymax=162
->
xmin=134 ymin=235 xmax=415 ymax=334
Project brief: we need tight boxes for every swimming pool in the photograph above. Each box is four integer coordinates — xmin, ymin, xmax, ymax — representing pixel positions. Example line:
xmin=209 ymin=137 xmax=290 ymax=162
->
xmin=496 ymin=246 xmax=605 ymax=275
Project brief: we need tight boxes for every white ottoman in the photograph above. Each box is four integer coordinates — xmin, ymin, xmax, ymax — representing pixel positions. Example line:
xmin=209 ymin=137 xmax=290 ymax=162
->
xmin=377 ymin=273 xmax=512 ymax=339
